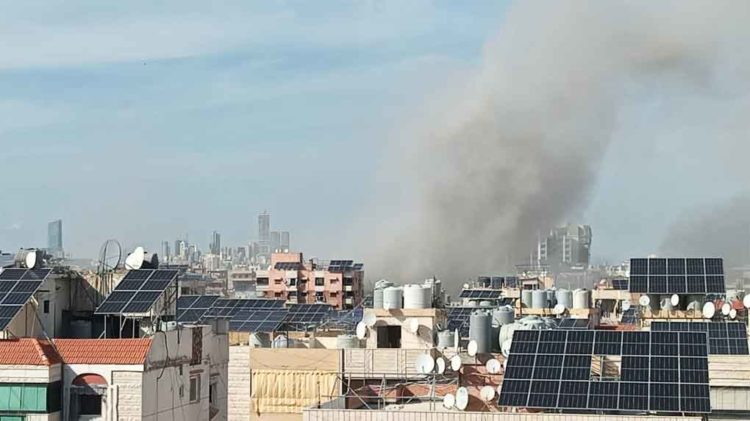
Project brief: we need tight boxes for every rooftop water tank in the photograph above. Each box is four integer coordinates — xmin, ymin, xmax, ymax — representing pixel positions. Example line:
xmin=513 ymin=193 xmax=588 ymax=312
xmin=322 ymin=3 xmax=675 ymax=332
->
xmin=375 ymin=279 xmax=393 ymax=289
xmin=572 ymin=289 xmax=590 ymax=309
xmin=492 ymin=306 xmax=514 ymax=326
xmin=531 ymin=290 xmax=547 ymax=309
xmin=556 ymin=289 xmax=573 ymax=309
xmin=469 ymin=311 xmax=492 ymax=354
xmin=336 ymin=334 xmax=361 ymax=349
xmin=272 ymin=335 xmax=294 ymax=349
xmin=546 ymin=289 xmax=557 ymax=307
xmin=660 ymin=295 xmax=673 ymax=312
xmin=479 ymin=300 xmax=494 ymax=307
xmin=383 ymin=287 xmax=403 ymax=310
xmin=437 ymin=330 xmax=455 ymax=349
xmin=521 ymin=289 xmax=533 ymax=307
xmin=403 ymin=284 xmax=431 ymax=309
xmin=373 ymin=288 xmax=384 ymax=309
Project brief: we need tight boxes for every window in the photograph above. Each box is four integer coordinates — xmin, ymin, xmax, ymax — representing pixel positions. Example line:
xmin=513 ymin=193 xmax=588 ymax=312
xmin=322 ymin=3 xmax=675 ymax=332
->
xmin=315 ymin=292 xmax=325 ymax=302
xmin=275 ymin=279 xmax=283 ymax=285
xmin=343 ymin=277 xmax=353 ymax=286
xmin=190 ymin=376 xmax=201 ymax=403
xmin=257 ymin=277 xmax=269 ymax=286
xmin=43 ymin=300 xmax=50 ymax=314
xmin=275 ymin=293 xmax=282 ymax=298
xmin=287 ymin=278 xmax=297 ymax=286
xmin=78 ymin=395 xmax=102 ymax=415
xmin=209 ymin=381 xmax=218 ymax=405
xmin=315 ymin=278 xmax=324 ymax=286
xmin=330 ymin=292 xmax=338 ymax=298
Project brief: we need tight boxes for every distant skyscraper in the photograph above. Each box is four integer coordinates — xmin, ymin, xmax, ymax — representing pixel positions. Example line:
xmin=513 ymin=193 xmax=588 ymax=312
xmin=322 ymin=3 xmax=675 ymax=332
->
xmin=270 ymin=231 xmax=281 ymax=253
xmin=280 ymin=231 xmax=290 ymax=251
xmin=258 ymin=211 xmax=270 ymax=243
xmin=161 ymin=241 xmax=171 ymax=261
xmin=47 ymin=220 xmax=63 ymax=258
xmin=535 ymin=224 xmax=592 ymax=271
xmin=210 ymin=231 xmax=221 ymax=255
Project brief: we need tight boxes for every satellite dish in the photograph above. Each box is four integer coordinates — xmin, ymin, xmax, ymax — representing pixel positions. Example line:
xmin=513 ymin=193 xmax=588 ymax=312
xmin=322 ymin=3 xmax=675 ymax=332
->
xmin=408 ymin=318 xmax=419 ymax=334
xmin=639 ymin=295 xmax=650 ymax=307
xmin=363 ymin=312 xmax=377 ymax=327
xmin=450 ymin=355 xmax=462 ymax=371
xmin=124 ymin=246 xmax=145 ymax=270
xmin=502 ymin=359 xmax=508 ymax=370
xmin=355 ymin=322 xmax=367 ymax=339
xmin=442 ymin=393 xmax=455 ymax=409
xmin=463 ymin=283 xmax=469 ymax=289
xmin=436 ymin=357 xmax=446 ymax=374
xmin=467 ymin=340 xmax=478 ymax=356
xmin=455 ymin=387 xmax=469 ymax=411
xmin=454 ymin=329 xmax=459 ymax=349
xmin=722 ymin=303 xmax=731 ymax=316
xmin=98 ymin=239 xmax=122 ymax=272
xmin=415 ymin=354 xmax=435 ymax=374
xmin=553 ymin=304 xmax=565 ymax=315
xmin=486 ymin=358 xmax=501 ymax=374
xmin=622 ymin=300 xmax=631 ymax=311
xmin=480 ymin=385 xmax=496 ymax=401
xmin=24 ymin=251 xmax=37 ymax=269
xmin=744 ymin=294 xmax=750 ymax=309
xmin=670 ymin=294 xmax=680 ymax=307
xmin=730 ymin=308 xmax=738 ymax=320
xmin=702 ymin=301 xmax=715 ymax=319
xmin=501 ymin=340 xmax=511 ymax=357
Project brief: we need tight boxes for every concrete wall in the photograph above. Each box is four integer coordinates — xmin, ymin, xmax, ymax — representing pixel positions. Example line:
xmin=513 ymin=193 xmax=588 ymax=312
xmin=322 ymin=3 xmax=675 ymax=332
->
xmin=364 ymin=309 xmax=445 ymax=350
xmin=303 ymin=409 xmax=700 ymax=421
xmin=112 ymin=371 xmax=143 ymax=421
xmin=0 ymin=364 xmax=60 ymax=383
xmin=62 ymin=363 xmax=143 ymax=421
xmin=228 ymin=345 xmax=251 ymax=421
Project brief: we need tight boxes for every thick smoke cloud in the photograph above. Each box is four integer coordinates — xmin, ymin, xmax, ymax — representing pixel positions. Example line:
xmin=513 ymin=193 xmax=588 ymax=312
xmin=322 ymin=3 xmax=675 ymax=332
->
xmin=370 ymin=1 xmax=750 ymax=288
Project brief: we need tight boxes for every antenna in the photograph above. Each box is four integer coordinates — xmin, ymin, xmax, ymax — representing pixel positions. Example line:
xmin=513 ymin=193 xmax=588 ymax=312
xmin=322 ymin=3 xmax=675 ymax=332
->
xmin=702 ymin=301 xmax=715 ymax=319
xmin=24 ymin=251 xmax=37 ymax=269
xmin=355 ymin=322 xmax=367 ymax=339
xmin=480 ymin=385 xmax=496 ymax=401
xmin=467 ymin=340 xmax=478 ymax=357
xmin=670 ymin=294 xmax=680 ymax=307
xmin=436 ymin=357 xmax=446 ymax=374
xmin=638 ymin=295 xmax=650 ymax=307
xmin=124 ymin=246 xmax=145 ymax=270
xmin=442 ymin=393 xmax=455 ymax=409
xmin=455 ymin=387 xmax=469 ymax=411
xmin=98 ymin=239 xmax=122 ymax=272
xmin=450 ymin=355 xmax=462 ymax=371
xmin=485 ymin=358 xmax=501 ymax=374
xmin=553 ymin=303 xmax=565 ymax=315
xmin=415 ymin=354 xmax=435 ymax=374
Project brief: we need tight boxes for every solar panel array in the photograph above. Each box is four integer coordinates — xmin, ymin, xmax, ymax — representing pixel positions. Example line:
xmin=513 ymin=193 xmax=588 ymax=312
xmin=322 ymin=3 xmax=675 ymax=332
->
xmin=205 ymin=298 xmax=285 ymax=319
xmin=284 ymin=303 xmax=333 ymax=330
xmin=176 ymin=295 xmax=220 ymax=322
xmin=629 ymin=258 xmax=725 ymax=294
xmin=498 ymin=329 xmax=711 ymax=413
xmin=0 ymin=268 xmax=52 ymax=330
xmin=651 ymin=321 xmax=749 ymax=355
xmin=459 ymin=289 xmax=502 ymax=299
xmin=621 ymin=308 xmax=638 ymax=325
xmin=612 ymin=279 xmax=628 ymax=290
xmin=447 ymin=307 xmax=473 ymax=337
xmin=229 ymin=308 xmax=288 ymax=332
xmin=274 ymin=262 xmax=303 ymax=270
xmin=556 ymin=318 xmax=590 ymax=329
xmin=505 ymin=277 xmax=519 ymax=288
xmin=96 ymin=269 xmax=179 ymax=314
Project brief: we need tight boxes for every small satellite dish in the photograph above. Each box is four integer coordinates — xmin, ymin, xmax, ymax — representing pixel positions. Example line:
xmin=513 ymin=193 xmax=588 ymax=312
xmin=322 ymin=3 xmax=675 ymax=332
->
xmin=355 ymin=322 xmax=367 ymax=339
xmin=450 ymin=355 xmax=462 ymax=371
xmin=454 ymin=329 xmax=459 ymax=349
xmin=553 ymin=303 xmax=565 ymax=315
xmin=501 ymin=340 xmax=511 ymax=358
xmin=744 ymin=294 xmax=750 ymax=309
xmin=408 ymin=318 xmax=419 ymax=334
xmin=463 ymin=283 xmax=469 ymax=289
xmin=670 ymin=294 xmax=680 ymax=307
xmin=497 ymin=384 xmax=503 ymax=395
xmin=442 ymin=393 xmax=455 ymax=409
xmin=415 ymin=354 xmax=435 ymax=374
xmin=24 ymin=251 xmax=37 ymax=269
xmin=363 ymin=312 xmax=377 ymax=327
xmin=502 ymin=359 xmax=507 ymax=370
xmin=622 ymin=300 xmax=631 ymax=311
xmin=486 ymin=358 xmax=501 ymax=374
xmin=703 ymin=301 xmax=715 ymax=319
xmin=480 ymin=385 xmax=496 ymax=401
xmin=467 ymin=340 xmax=478 ymax=356
xmin=455 ymin=387 xmax=469 ymax=411
xmin=730 ymin=308 xmax=738 ymax=320
xmin=722 ymin=303 xmax=731 ymax=316
xmin=436 ymin=357 xmax=446 ymax=374
xmin=124 ymin=246 xmax=145 ymax=270
xmin=639 ymin=295 xmax=650 ymax=307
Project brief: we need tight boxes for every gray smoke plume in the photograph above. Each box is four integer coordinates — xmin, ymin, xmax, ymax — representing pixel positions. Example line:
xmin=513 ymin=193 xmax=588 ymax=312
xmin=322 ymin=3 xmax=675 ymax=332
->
xmin=368 ymin=1 xmax=750 ymax=288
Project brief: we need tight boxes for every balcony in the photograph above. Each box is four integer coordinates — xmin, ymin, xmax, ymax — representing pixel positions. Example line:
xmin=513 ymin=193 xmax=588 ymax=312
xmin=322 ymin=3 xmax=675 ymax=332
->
xmin=342 ymin=348 xmax=440 ymax=379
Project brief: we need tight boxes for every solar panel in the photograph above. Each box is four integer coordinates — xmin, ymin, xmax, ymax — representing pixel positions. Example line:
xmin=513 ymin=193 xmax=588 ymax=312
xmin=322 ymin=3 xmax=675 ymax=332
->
xmin=629 ymin=258 xmax=724 ymax=294
xmin=651 ymin=321 xmax=749 ymax=355
xmin=0 ymin=268 xmax=52 ymax=330
xmin=176 ymin=295 xmax=221 ymax=322
xmin=556 ymin=318 xmax=590 ymax=329
xmin=459 ymin=289 xmax=502 ymax=299
xmin=447 ymin=307 xmax=473 ymax=337
xmin=621 ymin=308 xmax=638 ymax=324
xmin=95 ymin=269 xmax=178 ymax=314
xmin=284 ymin=303 xmax=334 ymax=329
xmin=612 ymin=279 xmax=628 ymax=290
xmin=274 ymin=262 xmax=302 ymax=270
xmin=230 ymin=309 xmax=288 ymax=332
xmin=499 ymin=330 xmax=711 ymax=413
xmin=505 ymin=277 xmax=519 ymax=288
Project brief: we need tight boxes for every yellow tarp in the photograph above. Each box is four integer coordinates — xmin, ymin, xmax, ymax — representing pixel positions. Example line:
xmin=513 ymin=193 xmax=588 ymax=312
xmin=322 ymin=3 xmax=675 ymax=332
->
xmin=251 ymin=369 xmax=339 ymax=414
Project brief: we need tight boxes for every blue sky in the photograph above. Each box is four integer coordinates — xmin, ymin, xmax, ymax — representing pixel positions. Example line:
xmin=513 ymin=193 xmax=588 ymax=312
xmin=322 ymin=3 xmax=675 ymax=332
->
xmin=0 ymin=0 xmax=510 ymax=258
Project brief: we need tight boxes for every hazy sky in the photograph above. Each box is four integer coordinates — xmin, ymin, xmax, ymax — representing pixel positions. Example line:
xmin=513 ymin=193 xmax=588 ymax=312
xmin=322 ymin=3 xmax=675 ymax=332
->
xmin=2 ymin=1 xmax=749 ymax=272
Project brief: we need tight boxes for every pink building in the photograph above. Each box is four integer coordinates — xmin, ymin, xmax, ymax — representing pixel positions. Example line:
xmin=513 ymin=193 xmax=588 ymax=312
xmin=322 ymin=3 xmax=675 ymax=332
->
xmin=256 ymin=252 xmax=364 ymax=310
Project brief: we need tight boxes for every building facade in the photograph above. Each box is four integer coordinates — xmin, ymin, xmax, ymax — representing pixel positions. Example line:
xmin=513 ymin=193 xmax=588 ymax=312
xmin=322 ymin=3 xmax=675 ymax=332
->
xmin=47 ymin=220 xmax=63 ymax=259
xmin=535 ymin=224 xmax=592 ymax=271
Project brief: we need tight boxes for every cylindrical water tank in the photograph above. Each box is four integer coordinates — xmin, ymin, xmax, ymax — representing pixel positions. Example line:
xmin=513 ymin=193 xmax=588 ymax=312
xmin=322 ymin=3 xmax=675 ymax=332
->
xmin=479 ymin=300 xmax=494 ymax=307
xmin=373 ymin=288 xmax=384 ymax=309
xmin=70 ymin=320 xmax=92 ymax=339
xmin=469 ymin=311 xmax=492 ymax=354
xmin=531 ymin=290 xmax=547 ymax=309
xmin=336 ymin=334 xmax=361 ymax=349
xmin=491 ymin=277 xmax=503 ymax=289
xmin=521 ymin=289 xmax=533 ymax=307
xmin=546 ymin=289 xmax=557 ymax=307
xmin=687 ymin=295 xmax=703 ymax=312
xmin=556 ymin=289 xmax=573 ymax=309
xmin=660 ymin=295 xmax=673 ymax=311
xmin=383 ymin=287 xmax=403 ymax=310
xmin=437 ymin=330 xmax=455 ymax=348
xmin=403 ymin=284 xmax=431 ymax=309
xmin=250 ymin=333 xmax=271 ymax=348
xmin=272 ymin=335 xmax=293 ymax=348
xmin=375 ymin=279 xmax=393 ymax=289
xmin=499 ymin=323 xmax=518 ymax=344
xmin=467 ymin=300 xmax=479 ymax=307
xmin=573 ymin=289 xmax=590 ymax=309
xmin=492 ymin=306 xmax=515 ymax=326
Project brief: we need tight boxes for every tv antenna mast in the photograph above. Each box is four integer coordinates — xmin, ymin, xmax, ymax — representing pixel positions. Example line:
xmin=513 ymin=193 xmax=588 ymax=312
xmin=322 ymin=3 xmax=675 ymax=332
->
xmin=97 ymin=239 xmax=122 ymax=300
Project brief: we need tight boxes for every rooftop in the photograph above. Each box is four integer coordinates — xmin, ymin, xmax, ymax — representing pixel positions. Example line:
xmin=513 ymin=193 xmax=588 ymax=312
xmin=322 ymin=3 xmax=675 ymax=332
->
xmin=54 ymin=338 xmax=152 ymax=365
xmin=0 ymin=338 xmax=62 ymax=366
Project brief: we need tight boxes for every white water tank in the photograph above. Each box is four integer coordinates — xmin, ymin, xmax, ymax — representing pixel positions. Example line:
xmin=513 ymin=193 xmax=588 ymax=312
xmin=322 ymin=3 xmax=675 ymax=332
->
xmin=375 ymin=279 xmax=393 ymax=289
xmin=556 ymin=289 xmax=573 ymax=309
xmin=660 ymin=295 xmax=673 ymax=311
xmin=272 ymin=335 xmax=293 ymax=348
xmin=521 ymin=289 xmax=533 ymax=307
xmin=373 ymin=288 xmax=384 ymax=309
xmin=336 ymin=334 xmax=361 ymax=349
xmin=572 ymin=289 xmax=590 ymax=309
xmin=479 ymin=300 xmax=494 ymax=307
xmin=403 ymin=284 xmax=431 ymax=309
xmin=492 ymin=306 xmax=515 ymax=326
xmin=437 ymin=330 xmax=455 ymax=348
xmin=383 ymin=287 xmax=403 ymax=310
xmin=546 ymin=289 xmax=557 ymax=306
xmin=531 ymin=290 xmax=547 ymax=308
xmin=469 ymin=311 xmax=492 ymax=354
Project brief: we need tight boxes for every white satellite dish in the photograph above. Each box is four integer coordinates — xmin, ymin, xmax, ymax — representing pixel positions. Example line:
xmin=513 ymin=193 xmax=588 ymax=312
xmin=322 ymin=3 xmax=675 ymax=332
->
xmin=415 ymin=354 xmax=435 ymax=374
xmin=702 ymin=301 xmax=715 ymax=319
xmin=363 ymin=312 xmax=377 ymax=327
xmin=730 ymin=308 xmax=738 ymax=320
xmin=408 ymin=318 xmax=419 ymax=334
xmin=553 ymin=303 xmax=565 ymax=315
xmin=467 ymin=340 xmax=478 ymax=356
xmin=485 ymin=358 xmax=501 ymax=374
xmin=454 ymin=329 xmax=459 ymax=349
xmin=480 ymin=385 xmax=496 ymax=401
xmin=670 ymin=294 xmax=680 ymax=307
xmin=502 ymin=359 xmax=508 ymax=370
xmin=463 ymin=283 xmax=469 ymax=289
xmin=24 ymin=251 xmax=37 ymax=269
xmin=744 ymin=294 xmax=750 ymax=309
xmin=622 ymin=300 xmax=631 ymax=312
xmin=436 ymin=357 xmax=446 ymax=374
xmin=124 ymin=246 xmax=145 ymax=270
xmin=442 ymin=393 xmax=455 ymax=409
xmin=355 ymin=322 xmax=367 ymax=339
xmin=450 ymin=355 xmax=462 ymax=371
xmin=501 ymin=340 xmax=511 ymax=358
xmin=455 ymin=387 xmax=469 ymax=410
xmin=639 ymin=295 xmax=650 ymax=307
xmin=722 ymin=303 xmax=731 ymax=316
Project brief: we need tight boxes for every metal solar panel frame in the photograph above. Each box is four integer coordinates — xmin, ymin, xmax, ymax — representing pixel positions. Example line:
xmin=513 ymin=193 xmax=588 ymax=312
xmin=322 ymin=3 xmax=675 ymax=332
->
xmin=629 ymin=258 xmax=725 ymax=294
xmin=0 ymin=268 xmax=52 ymax=330
xmin=651 ymin=321 xmax=749 ymax=355
xmin=95 ymin=269 xmax=179 ymax=315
